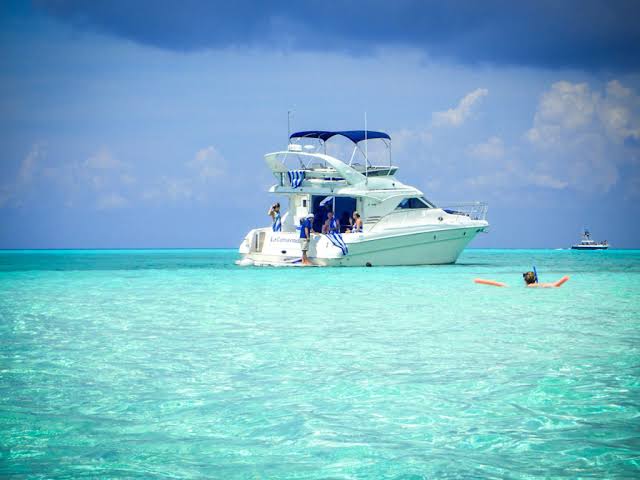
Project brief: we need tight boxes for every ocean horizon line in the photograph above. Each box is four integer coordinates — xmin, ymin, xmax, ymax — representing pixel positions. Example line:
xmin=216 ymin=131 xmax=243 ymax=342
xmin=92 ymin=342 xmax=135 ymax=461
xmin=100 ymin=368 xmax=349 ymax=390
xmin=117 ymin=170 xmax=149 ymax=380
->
xmin=1 ymin=247 xmax=639 ymax=252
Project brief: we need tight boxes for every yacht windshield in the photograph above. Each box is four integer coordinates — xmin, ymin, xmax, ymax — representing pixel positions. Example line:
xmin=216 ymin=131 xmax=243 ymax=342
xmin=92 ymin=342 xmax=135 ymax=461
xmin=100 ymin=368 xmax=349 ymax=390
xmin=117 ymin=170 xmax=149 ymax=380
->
xmin=396 ymin=197 xmax=433 ymax=209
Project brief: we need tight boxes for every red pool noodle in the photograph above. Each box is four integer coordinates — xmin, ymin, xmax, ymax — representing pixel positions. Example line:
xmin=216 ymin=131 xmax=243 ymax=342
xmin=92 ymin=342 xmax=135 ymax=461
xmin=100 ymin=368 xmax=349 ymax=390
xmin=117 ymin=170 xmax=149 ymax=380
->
xmin=553 ymin=276 xmax=570 ymax=287
xmin=474 ymin=278 xmax=506 ymax=287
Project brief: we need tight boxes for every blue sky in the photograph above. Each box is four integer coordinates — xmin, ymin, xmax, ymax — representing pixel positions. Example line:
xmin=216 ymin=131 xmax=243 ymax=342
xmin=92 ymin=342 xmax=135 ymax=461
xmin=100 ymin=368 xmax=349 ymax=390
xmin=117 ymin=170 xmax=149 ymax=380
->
xmin=1 ymin=0 xmax=639 ymax=248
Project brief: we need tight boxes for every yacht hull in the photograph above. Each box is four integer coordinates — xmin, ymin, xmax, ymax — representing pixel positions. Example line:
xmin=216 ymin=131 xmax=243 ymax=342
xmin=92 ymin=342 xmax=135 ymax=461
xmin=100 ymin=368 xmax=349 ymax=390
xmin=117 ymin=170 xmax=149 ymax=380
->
xmin=325 ymin=227 xmax=482 ymax=266
xmin=239 ymin=225 xmax=486 ymax=267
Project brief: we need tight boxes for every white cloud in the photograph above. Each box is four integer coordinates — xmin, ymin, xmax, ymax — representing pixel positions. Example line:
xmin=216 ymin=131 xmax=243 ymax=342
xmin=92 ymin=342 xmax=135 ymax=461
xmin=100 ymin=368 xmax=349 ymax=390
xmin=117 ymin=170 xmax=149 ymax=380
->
xmin=464 ymin=135 xmax=569 ymax=191
xmin=0 ymin=144 xmax=45 ymax=207
xmin=81 ymin=149 xmax=135 ymax=200
xmin=599 ymin=80 xmax=640 ymax=144
xmin=96 ymin=192 xmax=128 ymax=209
xmin=142 ymin=146 xmax=228 ymax=204
xmin=526 ymin=82 xmax=596 ymax=146
xmin=4 ymin=144 xmax=228 ymax=209
xmin=607 ymin=79 xmax=633 ymax=99
xmin=627 ymin=175 xmax=640 ymax=198
xmin=527 ymin=173 xmax=568 ymax=190
xmin=18 ymin=144 xmax=44 ymax=184
xmin=33 ymin=147 xmax=139 ymax=209
xmin=187 ymin=146 xmax=226 ymax=178
xmin=142 ymin=177 xmax=195 ymax=204
xmin=432 ymin=88 xmax=488 ymax=127
xmin=120 ymin=174 xmax=136 ymax=185
xmin=0 ymin=185 xmax=12 ymax=208
xmin=40 ymin=147 xmax=136 ymax=209
xmin=393 ymin=128 xmax=433 ymax=147
xmin=84 ymin=148 xmax=126 ymax=170
xmin=390 ymin=128 xmax=433 ymax=162
xmin=464 ymin=155 xmax=568 ymax=192
xmin=525 ymin=80 xmax=640 ymax=193
xmin=165 ymin=177 xmax=194 ymax=201
xmin=386 ymin=127 xmax=437 ymax=176
xmin=467 ymin=136 xmax=505 ymax=159
xmin=527 ymin=80 xmax=640 ymax=147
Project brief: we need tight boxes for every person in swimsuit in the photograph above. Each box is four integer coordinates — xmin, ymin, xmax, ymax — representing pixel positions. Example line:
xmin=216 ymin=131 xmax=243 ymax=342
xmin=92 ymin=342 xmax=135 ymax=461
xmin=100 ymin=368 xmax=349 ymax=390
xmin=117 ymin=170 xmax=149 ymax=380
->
xmin=268 ymin=203 xmax=281 ymax=232
xmin=522 ymin=271 xmax=569 ymax=288
xmin=322 ymin=211 xmax=340 ymax=234
xmin=348 ymin=212 xmax=362 ymax=233
xmin=475 ymin=272 xmax=569 ymax=287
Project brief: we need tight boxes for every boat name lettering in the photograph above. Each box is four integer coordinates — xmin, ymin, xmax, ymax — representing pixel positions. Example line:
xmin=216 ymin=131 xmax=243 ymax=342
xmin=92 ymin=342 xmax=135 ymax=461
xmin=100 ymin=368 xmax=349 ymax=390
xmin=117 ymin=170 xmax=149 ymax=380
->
xmin=270 ymin=236 xmax=300 ymax=243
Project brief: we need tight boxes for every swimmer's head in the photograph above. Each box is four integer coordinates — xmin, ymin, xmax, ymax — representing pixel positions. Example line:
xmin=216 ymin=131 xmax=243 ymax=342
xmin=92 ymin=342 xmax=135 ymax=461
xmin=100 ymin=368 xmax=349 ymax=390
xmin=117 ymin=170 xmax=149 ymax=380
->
xmin=522 ymin=271 xmax=537 ymax=285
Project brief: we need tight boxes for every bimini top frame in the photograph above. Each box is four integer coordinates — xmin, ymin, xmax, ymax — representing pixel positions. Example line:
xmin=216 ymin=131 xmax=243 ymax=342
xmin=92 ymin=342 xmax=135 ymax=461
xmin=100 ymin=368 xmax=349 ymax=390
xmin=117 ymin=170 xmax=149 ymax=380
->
xmin=289 ymin=130 xmax=392 ymax=172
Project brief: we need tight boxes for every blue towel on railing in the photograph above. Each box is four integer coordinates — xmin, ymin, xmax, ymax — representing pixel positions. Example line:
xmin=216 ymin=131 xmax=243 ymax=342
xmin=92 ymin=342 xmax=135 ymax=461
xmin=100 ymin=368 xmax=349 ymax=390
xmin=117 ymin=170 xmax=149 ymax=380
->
xmin=288 ymin=170 xmax=305 ymax=188
xmin=328 ymin=217 xmax=339 ymax=234
xmin=326 ymin=232 xmax=348 ymax=256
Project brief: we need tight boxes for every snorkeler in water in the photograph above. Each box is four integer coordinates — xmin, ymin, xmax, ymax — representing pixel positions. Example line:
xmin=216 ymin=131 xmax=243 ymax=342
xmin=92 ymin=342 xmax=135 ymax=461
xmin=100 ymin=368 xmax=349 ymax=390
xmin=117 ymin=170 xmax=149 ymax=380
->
xmin=475 ymin=267 xmax=569 ymax=288
xmin=521 ymin=271 xmax=569 ymax=287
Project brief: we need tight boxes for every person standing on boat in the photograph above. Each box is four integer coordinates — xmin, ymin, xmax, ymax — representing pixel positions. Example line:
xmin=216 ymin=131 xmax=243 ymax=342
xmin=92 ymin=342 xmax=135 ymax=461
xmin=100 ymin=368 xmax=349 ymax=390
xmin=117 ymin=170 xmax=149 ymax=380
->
xmin=300 ymin=213 xmax=314 ymax=265
xmin=268 ymin=203 xmax=281 ymax=232
xmin=322 ymin=211 xmax=340 ymax=234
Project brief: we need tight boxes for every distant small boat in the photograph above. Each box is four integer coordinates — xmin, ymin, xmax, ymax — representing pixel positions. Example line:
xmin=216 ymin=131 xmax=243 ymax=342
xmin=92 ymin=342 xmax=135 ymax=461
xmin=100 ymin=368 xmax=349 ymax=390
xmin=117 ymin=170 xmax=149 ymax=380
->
xmin=571 ymin=229 xmax=609 ymax=250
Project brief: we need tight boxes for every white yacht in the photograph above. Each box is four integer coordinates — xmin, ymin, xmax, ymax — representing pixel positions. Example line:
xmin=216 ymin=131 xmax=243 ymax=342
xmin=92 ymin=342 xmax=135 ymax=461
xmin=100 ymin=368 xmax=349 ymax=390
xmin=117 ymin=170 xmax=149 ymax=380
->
xmin=571 ymin=229 xmax=609 ymax=250
xmin=238 ymin=130 xmax=489 ymax=266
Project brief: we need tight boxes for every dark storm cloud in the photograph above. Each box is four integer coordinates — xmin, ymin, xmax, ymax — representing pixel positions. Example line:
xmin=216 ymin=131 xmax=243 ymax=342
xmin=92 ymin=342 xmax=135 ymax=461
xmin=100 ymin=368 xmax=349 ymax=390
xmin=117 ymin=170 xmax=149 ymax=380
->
xmin=33 ymin=0 xmax=640 ymax=70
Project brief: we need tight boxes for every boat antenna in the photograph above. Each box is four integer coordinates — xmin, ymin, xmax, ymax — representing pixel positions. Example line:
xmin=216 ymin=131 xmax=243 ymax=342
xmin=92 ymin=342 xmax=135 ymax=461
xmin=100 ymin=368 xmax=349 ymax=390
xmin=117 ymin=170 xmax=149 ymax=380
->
xmin=287 ymin=109 xmax=294 ymax=141
xmin=364 ymin=112 xmax=368 ymax=181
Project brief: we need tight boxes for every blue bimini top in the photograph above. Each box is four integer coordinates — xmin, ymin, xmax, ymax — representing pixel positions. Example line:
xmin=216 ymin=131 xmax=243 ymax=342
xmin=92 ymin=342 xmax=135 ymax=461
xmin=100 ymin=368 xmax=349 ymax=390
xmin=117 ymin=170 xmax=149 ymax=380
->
xmin=290 ymin=130 xmax=390 ymax=144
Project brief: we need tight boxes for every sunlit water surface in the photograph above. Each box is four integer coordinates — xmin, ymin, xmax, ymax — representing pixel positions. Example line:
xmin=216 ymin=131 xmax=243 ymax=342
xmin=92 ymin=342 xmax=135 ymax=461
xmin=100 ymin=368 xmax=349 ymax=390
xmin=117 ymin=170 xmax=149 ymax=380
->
xmin=1 ymin=249 xmax=639 ymax=478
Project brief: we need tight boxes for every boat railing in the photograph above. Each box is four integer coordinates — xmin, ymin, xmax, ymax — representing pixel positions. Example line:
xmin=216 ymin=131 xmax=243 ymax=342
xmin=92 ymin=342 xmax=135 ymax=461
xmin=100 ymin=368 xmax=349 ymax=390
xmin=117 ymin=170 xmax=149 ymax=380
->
xmin=276 ymin=151 xmax=328 ymax=170
xmin=438 ymin=202 xmax=488 ymax=221
xmin=272 ymin=151 xmax=396 ymax=179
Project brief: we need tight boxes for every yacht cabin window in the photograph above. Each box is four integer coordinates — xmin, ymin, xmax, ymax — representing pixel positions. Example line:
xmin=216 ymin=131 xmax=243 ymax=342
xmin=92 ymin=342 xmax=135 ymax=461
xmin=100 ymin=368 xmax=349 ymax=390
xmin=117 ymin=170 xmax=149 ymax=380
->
xmin=396 ymin=197 xmax=433 ymax=210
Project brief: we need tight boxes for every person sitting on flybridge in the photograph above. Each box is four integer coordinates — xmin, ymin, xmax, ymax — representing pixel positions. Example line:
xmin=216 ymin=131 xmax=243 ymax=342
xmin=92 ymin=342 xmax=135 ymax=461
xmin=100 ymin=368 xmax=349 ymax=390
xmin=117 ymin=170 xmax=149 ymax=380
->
xmin=322 ymin=211 xmax=340 ymax=234
xmin=268 ymin=203 xmax=281 ymax=232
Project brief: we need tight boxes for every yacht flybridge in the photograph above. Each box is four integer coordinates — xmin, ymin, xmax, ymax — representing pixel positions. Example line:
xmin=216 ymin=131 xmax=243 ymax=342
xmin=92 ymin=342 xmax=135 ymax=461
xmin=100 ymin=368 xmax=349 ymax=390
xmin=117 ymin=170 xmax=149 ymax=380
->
xmin=238 ymin=130 xmax=489 ymax=266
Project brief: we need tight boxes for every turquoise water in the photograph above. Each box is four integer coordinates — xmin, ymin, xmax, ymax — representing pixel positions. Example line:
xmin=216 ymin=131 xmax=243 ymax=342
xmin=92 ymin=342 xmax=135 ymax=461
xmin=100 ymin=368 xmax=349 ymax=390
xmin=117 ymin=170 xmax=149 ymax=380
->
xmin=1 ymin=249 xmax=639 ymax=478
